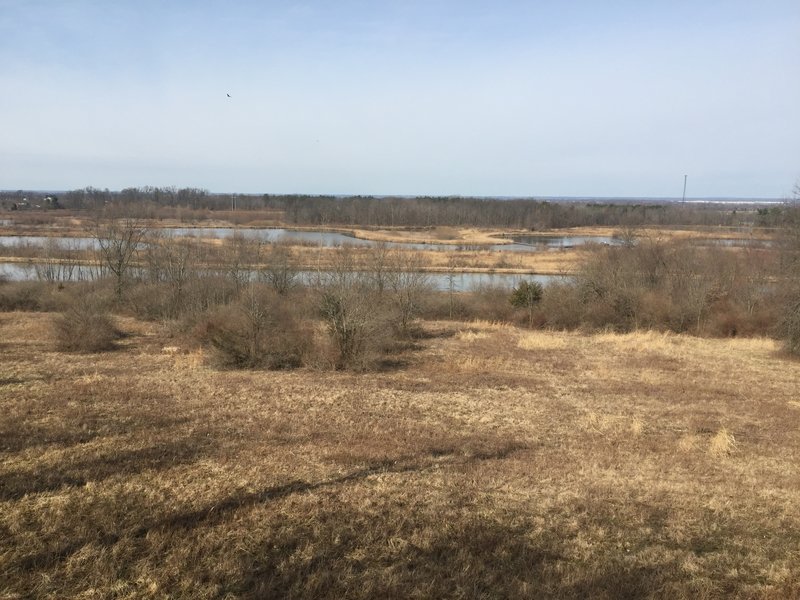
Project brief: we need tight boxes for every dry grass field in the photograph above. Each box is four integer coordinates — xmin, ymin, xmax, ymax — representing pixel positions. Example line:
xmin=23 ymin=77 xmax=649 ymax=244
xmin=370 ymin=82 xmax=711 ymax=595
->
xmin=279 ymin=244 xmax=583 ymax=275
xmin=2 ymin=313 xmax=800 ymax=599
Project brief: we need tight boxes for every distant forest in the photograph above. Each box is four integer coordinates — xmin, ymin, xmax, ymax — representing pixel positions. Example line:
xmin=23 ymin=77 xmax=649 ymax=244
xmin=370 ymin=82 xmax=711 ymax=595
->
xmin=1 ymin=186 xmax=794 ymax=229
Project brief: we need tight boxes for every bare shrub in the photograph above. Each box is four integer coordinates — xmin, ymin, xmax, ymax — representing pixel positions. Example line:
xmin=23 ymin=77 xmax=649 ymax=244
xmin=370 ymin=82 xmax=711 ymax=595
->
xmin=261 ymin=245 xmax=297 ymax=294
xmin=318 ymin=281 xmax=384 ymax=369
xmin=141 ymin=234 xmax=200 ymax=318
xmin=538 ymin=282 xmax=583 ymax=330
xmin=635 ymin=290 xmax=674 ymax=331
xmin=204 ymin=285 xmax=310 ymax=369
xmin=366 ymin=242 xmax=391 ymax=295
xmin=53 ymin=299 xmax=121 ymax=352
xmin=185 ymin=274 xmax=240 ymax=315
xmin=315 ymin=254 xmax=394 ymax=369
xmin=0 ymin=281 xmax=72 ymax=312
xmin=778 ymin=294 xmax=800 ymax=356
xmin=126 ymin=271 xmax=239 ymax=322
xmin=777 ymin=206 xmax=800 ymax=355
xmin=143 ymin=234 xmax=197 ymax=283
xmin=124 ymin=282 xmax=174 ymax=321
xmin=386 ymin=252 xmax=432 ymax=337
xmin=220 ymin=233 xmax=260 ymax=291
xmin=573 ymin=239 xmax=776 ymax=336
xmin=0 ymin=281 xmax=46 ymax=311
xmin=466 ymin=284 xmax=517 ymax=322
xmin=418 ymin=290 xmax=466 ymax=321
xmin=582 ymin=296 xmax=630 ymax=331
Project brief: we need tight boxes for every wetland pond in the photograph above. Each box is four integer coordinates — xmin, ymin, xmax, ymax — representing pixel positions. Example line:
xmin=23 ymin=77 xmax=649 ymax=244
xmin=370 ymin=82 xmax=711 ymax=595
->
xmin=0 ymin=228 xmax=617 ymax=252
xmin=0 ymin=262 xmax=562 ymax=291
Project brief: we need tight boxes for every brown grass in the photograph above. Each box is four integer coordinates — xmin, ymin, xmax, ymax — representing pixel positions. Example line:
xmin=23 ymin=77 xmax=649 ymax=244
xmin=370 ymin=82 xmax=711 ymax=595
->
xmin=212 ymin=243 xmax=583 ymax=275
xmin=346 ymin=226 xmax=510 ymax=245
xmin=1 ymin=314 xmax=800 ymax=598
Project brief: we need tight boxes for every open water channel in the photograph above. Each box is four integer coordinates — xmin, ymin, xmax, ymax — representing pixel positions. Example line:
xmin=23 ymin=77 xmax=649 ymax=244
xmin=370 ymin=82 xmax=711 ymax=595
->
xmin=0 ymin=227 xmax=617 ymax=252
xmin=0 ymin=228 xmax=601 ymax=288
xmin=0 ymin=262 xmax=562 ymax=291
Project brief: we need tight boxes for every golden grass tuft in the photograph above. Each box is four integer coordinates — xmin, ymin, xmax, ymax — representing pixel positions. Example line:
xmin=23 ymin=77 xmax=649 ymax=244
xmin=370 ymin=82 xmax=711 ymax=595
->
xmin=517 ymin=331 xmax=570 ymax=351
xmin=454 ymin=330 xmax=489 ymax=342
xmin=467 ymin=319 xmax=514 ymax=330
xmin=708 ymin=427 xmax=737 ymax=457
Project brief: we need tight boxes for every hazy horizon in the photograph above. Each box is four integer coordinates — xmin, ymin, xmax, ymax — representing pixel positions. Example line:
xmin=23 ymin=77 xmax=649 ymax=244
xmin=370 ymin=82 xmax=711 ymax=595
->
xmin=3 ymin=188 xmax=788 ymax=205
xmin=2 ymin=1 xmax=798 ymax=198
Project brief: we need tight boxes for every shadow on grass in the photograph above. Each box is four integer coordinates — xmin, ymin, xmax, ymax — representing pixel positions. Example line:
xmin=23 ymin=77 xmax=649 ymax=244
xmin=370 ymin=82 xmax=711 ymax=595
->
xmin=237 ymin=514 xmax=564 ymax=600
xmin=234 ymin=509 xmax=717 ymax=599
xmin=13 ymin=444 xmax=524 ymax=577
xmin=0 ymin=434 xmax=215 ymax=501
xmin=0 ymin=414 xmax=191 ymax=454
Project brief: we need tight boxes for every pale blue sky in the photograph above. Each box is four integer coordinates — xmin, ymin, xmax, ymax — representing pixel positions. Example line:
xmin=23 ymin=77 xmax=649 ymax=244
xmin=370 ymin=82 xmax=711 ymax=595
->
xmin=1 ymin=1 xmax=798 ymax=197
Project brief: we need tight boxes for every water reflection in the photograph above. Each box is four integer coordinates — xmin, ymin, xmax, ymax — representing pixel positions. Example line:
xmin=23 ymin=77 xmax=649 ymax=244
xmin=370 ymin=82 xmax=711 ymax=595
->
xmin=165 ymin=228 xmax=453 ymax=250
xmin=0 ymin=262 xmax=563 ymax=290
xmin=0 ymin=236 xmax=98 ymax=250
xmin=506 ymin=235 xmax=617 ymax=248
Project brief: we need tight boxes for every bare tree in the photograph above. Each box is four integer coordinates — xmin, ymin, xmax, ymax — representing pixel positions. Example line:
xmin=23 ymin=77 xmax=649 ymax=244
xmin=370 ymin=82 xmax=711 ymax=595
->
xmin=316 ymin=247 xmax=386 ymax=369
xmin=387 ymin=251 xmax=431 ymax=336
xmin=33 ymin=238 xmax=79 ymax=284
xmin=95 ymin=219 xmax=147 ymax=299
xmin=446 ymin=255 xmax=460 ymax=319
xmin=366 ymin=242 xmax=391 ymax=296
xmin=143 ymin=233 xmax=198 ymax=316
xmin=261 ymin=245 xmax=297 ymax=295
xmin=222 ymin=233 xmax=260 ymax=291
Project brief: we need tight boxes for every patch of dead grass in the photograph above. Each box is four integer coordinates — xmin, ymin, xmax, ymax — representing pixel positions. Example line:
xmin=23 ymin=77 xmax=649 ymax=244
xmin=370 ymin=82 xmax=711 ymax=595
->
xmin=1 ymin=313 xmax=799 ymax=598
xmin=517 ymin=330 xmax=570 ymax=351
xmin=708 ymin=427 xmax=737 ymax=457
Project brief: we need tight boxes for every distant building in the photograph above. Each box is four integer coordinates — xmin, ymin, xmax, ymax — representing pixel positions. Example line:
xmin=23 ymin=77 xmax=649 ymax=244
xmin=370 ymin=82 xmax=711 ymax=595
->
xmin=8 ymin=196 xmax=62 ymax=210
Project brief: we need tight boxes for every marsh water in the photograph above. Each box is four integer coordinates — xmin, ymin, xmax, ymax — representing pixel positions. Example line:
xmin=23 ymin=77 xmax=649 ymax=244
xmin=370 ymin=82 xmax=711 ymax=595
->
xmin=0 ymin=236 xmax=99 ymax=249
xmin=0 ymin=228 xmax=766 ymax=291
xmin=164 ymin=228 xmax=619 ymax=251
xmin=0 ymin=227 xmax=575 ymax=289
xmin=0 ymin=262 xmax=561 ymax=291
xmin=0 ymin=228 xmax=617 ymax=252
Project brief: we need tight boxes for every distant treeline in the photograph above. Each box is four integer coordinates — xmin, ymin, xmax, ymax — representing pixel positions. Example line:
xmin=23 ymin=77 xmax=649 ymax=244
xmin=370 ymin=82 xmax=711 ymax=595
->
xmin=1 ymin=186 xmax=795 ymax=229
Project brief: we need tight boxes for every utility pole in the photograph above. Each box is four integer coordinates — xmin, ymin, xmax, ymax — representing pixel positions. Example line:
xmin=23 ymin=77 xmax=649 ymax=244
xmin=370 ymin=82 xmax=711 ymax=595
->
xmin=682 ymin=175 xmax=688 ymax=203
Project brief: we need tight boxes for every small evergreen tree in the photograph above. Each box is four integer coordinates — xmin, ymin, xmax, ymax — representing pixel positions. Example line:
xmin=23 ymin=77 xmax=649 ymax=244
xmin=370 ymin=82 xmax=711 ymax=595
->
xmin=510 ymin=280 xmax=543 ymax=327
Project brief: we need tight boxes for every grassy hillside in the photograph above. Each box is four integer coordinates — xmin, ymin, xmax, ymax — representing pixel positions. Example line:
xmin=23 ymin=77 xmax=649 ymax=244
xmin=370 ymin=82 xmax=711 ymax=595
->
xmin=1 ymin=313 xmax=799 ymax=598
